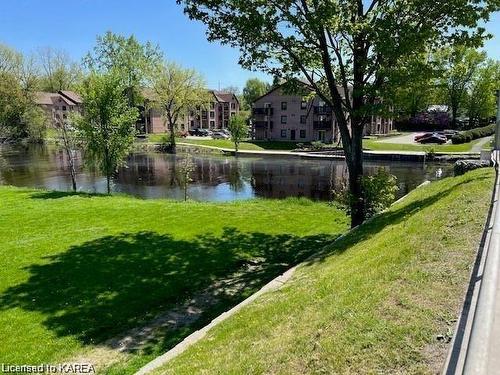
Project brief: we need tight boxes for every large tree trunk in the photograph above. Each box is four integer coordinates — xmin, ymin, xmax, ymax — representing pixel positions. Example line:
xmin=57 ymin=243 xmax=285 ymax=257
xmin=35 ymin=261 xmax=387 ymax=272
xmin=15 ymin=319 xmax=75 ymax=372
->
xmin=167 ymin=112 xmax=177 ymax=154
xmin=347 ymin=124 xmax=365 ymax=227
xmin=106 ymin=175 xmax=111 ymax=194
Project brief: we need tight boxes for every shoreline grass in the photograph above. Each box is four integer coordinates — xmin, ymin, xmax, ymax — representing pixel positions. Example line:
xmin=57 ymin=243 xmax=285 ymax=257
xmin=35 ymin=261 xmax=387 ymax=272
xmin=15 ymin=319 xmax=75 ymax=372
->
xmin=153 ymin=168 xmax=494 ymax=374
xmin=0 ymin=187 xmax=348 ymax=373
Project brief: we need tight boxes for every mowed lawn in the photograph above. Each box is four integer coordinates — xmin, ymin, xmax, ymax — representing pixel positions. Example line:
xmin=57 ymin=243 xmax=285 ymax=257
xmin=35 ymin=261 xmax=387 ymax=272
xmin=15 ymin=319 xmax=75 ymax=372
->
xmin=155 ymin=168 xmax=494 ymax=374
xmin=363 ymin=137 xmax=482 ymax=152
xmin=146 ymin=134 xmax=304 ymax=151
xmin=0 ymin=188 xmax=348 ymax=373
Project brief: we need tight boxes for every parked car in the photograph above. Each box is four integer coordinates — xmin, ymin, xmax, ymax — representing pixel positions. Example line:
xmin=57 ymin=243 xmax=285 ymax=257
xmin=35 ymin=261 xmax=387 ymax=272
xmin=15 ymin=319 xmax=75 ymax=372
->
xmin=417 ymin=133 xmax=447 ymax=144
xmin=189 ymin=128 xmax=212 ymax=137
xmin=212 ymin=131 xmax=230 ymax=139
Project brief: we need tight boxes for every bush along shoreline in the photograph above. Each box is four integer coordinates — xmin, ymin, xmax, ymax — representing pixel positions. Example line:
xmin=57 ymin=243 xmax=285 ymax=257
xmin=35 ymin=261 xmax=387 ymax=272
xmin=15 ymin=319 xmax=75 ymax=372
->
xmin=451 ymin=124 xmax=495 ymax=144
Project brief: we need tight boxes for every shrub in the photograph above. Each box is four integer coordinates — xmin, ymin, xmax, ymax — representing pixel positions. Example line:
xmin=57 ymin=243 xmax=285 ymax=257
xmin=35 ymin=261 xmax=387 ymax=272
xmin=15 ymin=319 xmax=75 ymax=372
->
xmin=310 ymin=141 xmax=324 ymax=150
xmin=451 ymin=124 xmax=495 ymax=144
xmin=332 ymin=168 xmax=398 ymax=219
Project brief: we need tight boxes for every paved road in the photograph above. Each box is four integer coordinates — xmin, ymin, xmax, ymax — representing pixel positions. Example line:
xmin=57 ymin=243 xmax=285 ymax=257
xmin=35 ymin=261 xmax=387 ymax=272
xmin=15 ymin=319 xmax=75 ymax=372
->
xmin=472 ymin=136 xmax=492 ymax=152
xmin=376 ymin=132 xmax=420 ymax=144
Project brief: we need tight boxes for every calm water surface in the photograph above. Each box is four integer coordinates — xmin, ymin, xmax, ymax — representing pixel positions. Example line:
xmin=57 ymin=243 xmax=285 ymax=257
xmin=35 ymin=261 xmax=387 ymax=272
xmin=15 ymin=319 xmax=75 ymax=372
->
xmin=0 ymin=145 xmax=453 ymax=202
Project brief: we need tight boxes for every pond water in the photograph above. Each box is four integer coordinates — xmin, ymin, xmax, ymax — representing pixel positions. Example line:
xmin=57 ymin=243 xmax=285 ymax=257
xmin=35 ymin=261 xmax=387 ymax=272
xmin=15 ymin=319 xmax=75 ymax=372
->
xmin=0 ymin=145 xmax=453 ymax=202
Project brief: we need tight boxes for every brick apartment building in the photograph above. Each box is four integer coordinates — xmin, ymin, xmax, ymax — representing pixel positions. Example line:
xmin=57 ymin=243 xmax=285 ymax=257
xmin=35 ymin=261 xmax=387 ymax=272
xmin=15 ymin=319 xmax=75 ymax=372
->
xmin=140 ymin=89 xmax=240 ymax=134
xmin=36 ymin=88 xmax=239 ymax=135
xmin=251 ymin=83 xmax=393 ymax=143
xmin=35 ymin=90 xmax=83 ymax=126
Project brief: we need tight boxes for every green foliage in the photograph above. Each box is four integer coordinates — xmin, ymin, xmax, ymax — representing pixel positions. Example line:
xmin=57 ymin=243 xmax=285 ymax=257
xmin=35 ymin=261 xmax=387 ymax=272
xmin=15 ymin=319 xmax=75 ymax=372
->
xmin=0 ymin=43 xmax=46 ymax=142
xmin=150 ymin=61 xmax=209 ymax=152
xmin=74 ymin=71 xmax=139 ymax=193
xmin=242 ymin=78 xmax=270 ymax=110
xmin=451 ymin=123 xmax=495 ymax=144
xmin=227 ymin=113 xmax=248 ymax=152
xmin=84 ymin=31 xmax=163 ymax=106
xmin=434 ymin=46 xmax=487 ymax=126
xmin=466 ymin=59 xmax=500 ymax=126
xmin=334 ymin=169 xmax=398 ymax=219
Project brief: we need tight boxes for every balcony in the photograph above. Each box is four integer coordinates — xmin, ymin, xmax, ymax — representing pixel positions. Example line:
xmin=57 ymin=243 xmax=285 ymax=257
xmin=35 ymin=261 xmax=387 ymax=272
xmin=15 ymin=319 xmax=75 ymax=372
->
xmin=313 ymin=121 xmax=332 ymax=130
xmin=254 ymin=121 xmax=273 ymax=129
xmin=252 ymin=107 xmax=274 ymax=115
xmin=313 ymin=106 xmax=332 ymax=115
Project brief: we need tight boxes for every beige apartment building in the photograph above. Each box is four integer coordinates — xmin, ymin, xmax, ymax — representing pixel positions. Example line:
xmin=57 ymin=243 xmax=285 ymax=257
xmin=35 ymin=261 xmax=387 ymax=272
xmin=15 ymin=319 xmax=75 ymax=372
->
xmin=35 ymin=90 xmax=83 ymax=126
xmin=251 ymin=83 xmax=393 ymax=142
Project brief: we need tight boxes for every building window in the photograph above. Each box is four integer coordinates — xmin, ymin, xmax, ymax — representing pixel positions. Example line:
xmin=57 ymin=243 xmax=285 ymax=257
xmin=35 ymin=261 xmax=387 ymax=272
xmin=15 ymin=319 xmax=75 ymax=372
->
xmin=62 ymin=106 xmax=67 ymax=111
xmin=301 ymin=101 xmax=307 ymax=109
xmin=300 ymin=129 xmax=306 ymax=138
xmin=281 ymin=130 xmax=287 ymax=138
xmin=231 ymin=102 xmax=236 ymax=110
xmin=210 ymin=102 xmax=215 ymax=110
xmin=63 ymin=114 xmax=67 ymax=119
xmin=264 ymin=103 xmax=271 ymax=108
xmin=300 ymin=115 xmax=306 ymax=124
xmin=231 ymin=112 xmax=236 ymax=117
xmin=210 ymin=120 xmax=215 ymax=127
xmin=281 ymin=102 xmax=287 ymax=110
xmin=281 ymin=115 xmax=287 ymax=124
xmin=210 ymin=111 xmax=215 ymax=118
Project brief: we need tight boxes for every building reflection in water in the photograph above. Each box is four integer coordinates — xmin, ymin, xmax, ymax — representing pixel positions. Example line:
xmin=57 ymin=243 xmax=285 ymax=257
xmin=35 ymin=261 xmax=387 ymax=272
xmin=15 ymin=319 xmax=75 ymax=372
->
xmin=0 ymin=144 xmax=454 ymax=202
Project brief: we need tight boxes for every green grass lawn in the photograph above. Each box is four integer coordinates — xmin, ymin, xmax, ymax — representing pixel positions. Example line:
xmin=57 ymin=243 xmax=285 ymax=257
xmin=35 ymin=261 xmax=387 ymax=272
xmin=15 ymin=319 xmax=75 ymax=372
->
xmin=363 ymin=137 xmax=481 ymax=152
xmin=0 ymin=189 xmax=348 ymax=373
xmin=154 ymin=168 xmax=494 ymax=374
xmin=145 ymin=134 xmax=304 ymax=151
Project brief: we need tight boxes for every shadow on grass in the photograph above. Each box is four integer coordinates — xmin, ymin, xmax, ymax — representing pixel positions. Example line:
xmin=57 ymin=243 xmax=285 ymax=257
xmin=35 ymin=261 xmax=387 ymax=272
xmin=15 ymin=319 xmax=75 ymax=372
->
xmin=29 ymin=191 xmax=97 ymax=200
xmin=306 ymin=172 xmax=492 ymax=265
xmin=0 ymin=228 xmax=339 ymax=350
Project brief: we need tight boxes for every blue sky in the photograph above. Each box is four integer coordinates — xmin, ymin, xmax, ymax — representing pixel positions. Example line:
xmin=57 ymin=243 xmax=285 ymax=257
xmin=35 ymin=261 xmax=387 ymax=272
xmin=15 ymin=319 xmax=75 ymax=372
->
xmin=0 ymin=0 xmax=499 ymax=90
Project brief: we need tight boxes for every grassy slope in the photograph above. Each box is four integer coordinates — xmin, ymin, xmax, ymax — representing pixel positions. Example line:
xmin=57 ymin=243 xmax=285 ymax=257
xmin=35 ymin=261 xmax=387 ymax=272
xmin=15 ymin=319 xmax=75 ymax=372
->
xmin=0 ymin=189 xmax=348 ymax=372
xmin=363 ymin=138 xmax=481 ymax=152
xmin=157 ymin=168 xmax=494 ymax=374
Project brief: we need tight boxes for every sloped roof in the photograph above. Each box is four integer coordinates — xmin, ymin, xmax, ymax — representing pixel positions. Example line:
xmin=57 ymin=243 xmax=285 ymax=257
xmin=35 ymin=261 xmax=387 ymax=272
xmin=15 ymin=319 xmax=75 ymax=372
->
xmin=35 ymin=92 xmax=57 ymax=105
xmin=211 ymin=90 xmax=237 ymax=103
xmin=35 ymin=91 xmax=80 ymax=106
xmin=59 ymin=90 xmax=82 ymax=104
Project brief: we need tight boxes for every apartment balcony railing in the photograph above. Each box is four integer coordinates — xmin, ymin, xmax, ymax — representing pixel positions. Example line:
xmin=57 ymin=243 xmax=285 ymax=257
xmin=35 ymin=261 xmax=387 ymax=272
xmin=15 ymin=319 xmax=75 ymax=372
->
xmin=252 ymin=107 xmax=274 ymax=115
xmin=313 ymin=106 xmax=333 ymax=115
xmin=254 ymin=121 xmax=273 ymax=129
xmin=313 ymin=121 xmax=332 ymax=130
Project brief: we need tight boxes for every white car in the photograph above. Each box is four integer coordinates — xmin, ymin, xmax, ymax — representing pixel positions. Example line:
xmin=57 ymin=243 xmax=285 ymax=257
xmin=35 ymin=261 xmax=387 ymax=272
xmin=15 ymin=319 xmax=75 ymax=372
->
xmin=212 ymin=131 xmax=230 ymax=139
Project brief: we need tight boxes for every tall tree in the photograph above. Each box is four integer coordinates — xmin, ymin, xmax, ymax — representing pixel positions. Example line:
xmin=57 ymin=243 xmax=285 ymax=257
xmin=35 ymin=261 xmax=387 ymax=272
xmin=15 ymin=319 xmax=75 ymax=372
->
xmin=0 ymin=44 xmax=45 ymax=142
xmin=242 ymin=78 xmax=270 ymax=110
xmin=466 ymin=59 xmax=500 ymax=128
xmin=37 ymin=47 xmax=81 ymax=92
xmin=227 ymin=113 xmax=248 ymax=153
xmin=74 ymin=71 xmax=139 ymax=194
xmin=178 ymin=0 xmax=499 ymax=226
xmin=83 ymin=31 xmax=163 ymax=106
xmin=150 ymin=61 xmax=209 ymax=153
xmin=434 ymin=46 xmax=487 ymax=128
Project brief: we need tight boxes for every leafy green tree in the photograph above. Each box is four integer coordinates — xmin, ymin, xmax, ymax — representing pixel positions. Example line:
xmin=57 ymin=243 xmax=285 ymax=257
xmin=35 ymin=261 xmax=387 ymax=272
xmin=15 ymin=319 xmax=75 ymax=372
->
xmin=83 ymin=31 xmax=163 ymax=106
xmin=242 ymin=78 xmax=270 ymax=110
xmin=228 ymin=113 xmax=248 ymax=153
xmin=0 ymin=44 xmax=46 ymax=142
xmin=434 ymin=46 xmax=487 ymax=128
xmin=74 ymin=71 xmax=139 ymax=194
xmin=37 ymin=47 xmax=82 ymax=92
xmin=466 ymin=59 xmax=500 ymax=127
xmin=177 ymin=0 xmax=499 ymax=227
xmin=150 ymin=61 xmax=209 ymax=153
